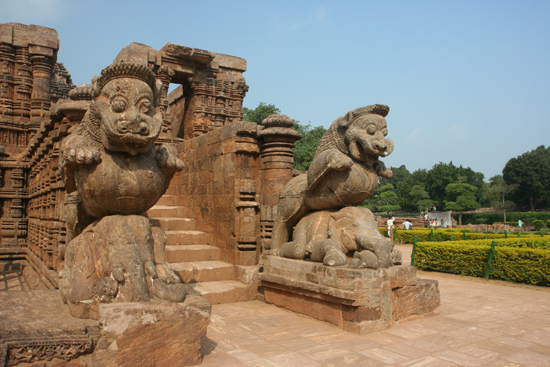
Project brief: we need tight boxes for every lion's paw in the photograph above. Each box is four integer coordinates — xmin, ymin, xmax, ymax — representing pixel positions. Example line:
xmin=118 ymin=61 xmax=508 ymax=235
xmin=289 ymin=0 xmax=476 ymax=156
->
xmin=327 ymin=151 xmax=353 ymax=171
xmin=156 ymin=144 xmax=184 ymax=171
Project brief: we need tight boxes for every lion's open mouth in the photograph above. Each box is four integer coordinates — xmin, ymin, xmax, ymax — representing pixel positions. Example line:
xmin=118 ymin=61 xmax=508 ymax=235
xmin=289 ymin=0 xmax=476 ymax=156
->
xmin=349 ymin=140 xmax=368 ymax=162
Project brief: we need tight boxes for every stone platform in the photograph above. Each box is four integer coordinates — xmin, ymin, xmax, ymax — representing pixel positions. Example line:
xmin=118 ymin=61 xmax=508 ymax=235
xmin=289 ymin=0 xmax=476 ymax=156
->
xmin=0 ymin=290 xmax=211 ymax=367
xmin=260 ymin=256 xmax=440 ymax=334
xmin=96 ymin=295 xmax=211 ymax=367
xmin=0 ymin=290 xmax=99 ymax=366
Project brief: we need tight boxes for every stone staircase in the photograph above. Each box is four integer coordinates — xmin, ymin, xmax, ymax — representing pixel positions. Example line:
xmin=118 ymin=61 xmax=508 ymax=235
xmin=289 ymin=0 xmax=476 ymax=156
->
xmin=147 ymin=195 xmax=257 ymax=305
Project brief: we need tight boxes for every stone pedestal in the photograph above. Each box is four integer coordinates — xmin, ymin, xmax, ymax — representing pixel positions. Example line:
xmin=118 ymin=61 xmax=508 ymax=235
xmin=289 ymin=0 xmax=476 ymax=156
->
xmin=260 ymin=256 xmax=440 ymax=334
xmin=0 ymin=290 xmax=99 ymax=366
xmin=95 ymin=296 xmax=211 ymax=367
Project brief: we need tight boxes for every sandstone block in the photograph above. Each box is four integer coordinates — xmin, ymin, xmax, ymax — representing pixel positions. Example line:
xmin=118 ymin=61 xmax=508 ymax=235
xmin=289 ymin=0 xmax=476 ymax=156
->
xmin=98 ymin=296 xmax=211 ymax=367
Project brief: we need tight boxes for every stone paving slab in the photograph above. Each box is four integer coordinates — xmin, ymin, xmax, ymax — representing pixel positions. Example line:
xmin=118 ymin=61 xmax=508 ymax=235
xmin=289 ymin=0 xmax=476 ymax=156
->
xmin=200 ymin=244 xmax=550 ymax=366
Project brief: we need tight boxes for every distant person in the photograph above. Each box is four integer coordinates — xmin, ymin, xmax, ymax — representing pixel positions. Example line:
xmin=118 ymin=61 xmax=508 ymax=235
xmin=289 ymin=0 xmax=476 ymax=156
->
xmin=518 ymin=219 xmax=523 ymax=230
xmin=403 ymin=220 xmax=412 ymax=230
xmin=387 ymin=217 xmax=395 ymax=238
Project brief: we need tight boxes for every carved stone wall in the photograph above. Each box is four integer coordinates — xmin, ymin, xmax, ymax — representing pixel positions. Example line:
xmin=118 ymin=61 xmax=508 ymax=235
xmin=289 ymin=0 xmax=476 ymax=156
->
xmin=0 ymin=23 xmax=60 ymax=248
xmin=23 ymin=83 xmax=90 ymax=277
xmin=49 ymin=63 xmax=75 ymax=103
xmin=1 ymin=32 xmax=297 ymax=285
xmin=176 ymin=121 xmax=261 ymax=266
xmin=173 ymin=118 xmax=299 ymax=266
xmin=26 ymin=118 xmax=72 ymax=272
xmin=112 ymin=42 xmax=248 ymax=140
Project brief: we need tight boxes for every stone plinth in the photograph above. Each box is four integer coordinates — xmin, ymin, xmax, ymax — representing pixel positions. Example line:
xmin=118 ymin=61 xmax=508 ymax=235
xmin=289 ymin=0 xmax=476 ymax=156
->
xmin=260 ymin=256 xmax=440 ymax=334
xmin=95 ymin=296 xmax=212 ymax=367
xmin=0 ymin=290 xmax=99 ymax=366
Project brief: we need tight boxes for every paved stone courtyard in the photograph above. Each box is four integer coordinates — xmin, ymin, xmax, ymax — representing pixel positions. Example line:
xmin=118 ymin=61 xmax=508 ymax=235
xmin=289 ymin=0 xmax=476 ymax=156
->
xmin=1 ymin=244 xmax=549 ymax=366
xmin=199 ymin=245 xmax=550 ymax=366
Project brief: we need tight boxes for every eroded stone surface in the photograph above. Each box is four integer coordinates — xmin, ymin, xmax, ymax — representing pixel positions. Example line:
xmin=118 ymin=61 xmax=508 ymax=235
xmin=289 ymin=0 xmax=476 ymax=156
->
xmin=0 ymin=290 xmax=99 ymax=366
xmin=269 ymin=105 xmax=398 ymax=269
xmin=58 ymin=63 xmax=186 ymax=319
xmin=97 ymin=296 xmax=211 ymax=367
xmin=260 ymin=256 xmax=440 ymax=334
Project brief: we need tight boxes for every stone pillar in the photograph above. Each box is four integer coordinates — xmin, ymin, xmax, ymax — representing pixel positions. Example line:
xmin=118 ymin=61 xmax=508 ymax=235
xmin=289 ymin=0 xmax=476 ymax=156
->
xmin=235 ymin=179 xmax=260 ymax=252
xmin=29 ymin=53 xmax=55 ymax=128
xmin=156 ymin=65 xmax=175 ymax=136
xmin=257 ymin=114 xmax=301 ymax=251
xmin=0 ymin=43 xmax=15 ymax=117
xmin=1 ymin=167 xmax=28 ymax=247
xmin=13 ymin=47 xmax=32 ymax=119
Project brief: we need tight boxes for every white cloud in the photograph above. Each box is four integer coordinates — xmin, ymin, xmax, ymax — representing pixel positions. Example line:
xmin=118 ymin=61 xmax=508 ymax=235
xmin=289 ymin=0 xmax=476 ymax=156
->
xmin=1 ymin=0 xmax=70 ymax=24
xmin=290 ymin=6 xmax=328 ymax=31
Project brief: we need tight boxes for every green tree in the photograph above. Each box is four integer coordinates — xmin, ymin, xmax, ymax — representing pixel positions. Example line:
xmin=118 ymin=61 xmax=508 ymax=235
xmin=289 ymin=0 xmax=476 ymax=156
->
xmin=372 ymin=184 xmax=401 ymax=213
xmin=395 ymin=168 xmax=432 ymax=211
xmin=293 ymin=123 xmax=326 ymax=170
xmin=444 ymin=183 xmax=481 ymax=225
xmin=409 ymin=185 xmax=436 ymax=212
xmin=425 ymin=162 xmax=484 ymax=208
xmin=425 ymin=162 xmax=459 ymax=208
xmin=483 ymin=175 xmax=517 ymax=221
xmin=532 ymin=219 xmax=544 ymax=231
xmin=242 ymin=102 xmax=280 ymax=123
xmin=378 ymin=165 xmax=410 ymax=188
xmin=363 ymin=166 xmax=409 ymax=211
xmin=242 ymin=103 xmax=327 ymax=170
xmin=503 ymin=146 xmax=550 ymax=211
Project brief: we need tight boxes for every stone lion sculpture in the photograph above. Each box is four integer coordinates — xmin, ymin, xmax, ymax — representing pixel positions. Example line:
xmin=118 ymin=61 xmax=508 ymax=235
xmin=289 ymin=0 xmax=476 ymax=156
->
xmin=58 ymin=63 xmax=186 ymax=318
xmin=269 ymin=104 xmax=400 ymax=268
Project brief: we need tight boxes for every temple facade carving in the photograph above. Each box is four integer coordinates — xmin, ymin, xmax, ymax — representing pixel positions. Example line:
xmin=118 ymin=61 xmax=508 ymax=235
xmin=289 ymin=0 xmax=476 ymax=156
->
xmin=0 ymin=24 xmax=440 ymax=363
xmin=0 ymin=22 xmax=297 ymax=285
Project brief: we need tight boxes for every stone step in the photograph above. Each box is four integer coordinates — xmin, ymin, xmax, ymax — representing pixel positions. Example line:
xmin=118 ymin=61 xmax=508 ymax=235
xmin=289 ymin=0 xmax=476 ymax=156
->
xmin=171 ymin=261 xmax=235 ymax=283
xmin=165 ymin=245 xmax=221 ymax=263
xmin=149 ymin=217 xmax=196 ymax=231
xmin=155 ymin=195 xmax=186 ymax=207
xmin=191 ymin=280 xmax=257 ymax=305
xmin=165 ymin=230 xmax=213 ymax=246
xmin=146 ymin=205 xmax=187 ymax=218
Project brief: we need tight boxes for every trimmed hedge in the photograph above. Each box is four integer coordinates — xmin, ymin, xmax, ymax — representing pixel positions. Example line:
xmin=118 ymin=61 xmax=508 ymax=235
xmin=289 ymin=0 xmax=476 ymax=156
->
xmin=379 ymin=228 xmax=541 ymax=243
xmin=458 ymin=212 xmax=550 ymax=226
xmin=413 ymin=240 xmax=550 ymax=286
xmin=428 ymin=238 xmax=550 ymax=250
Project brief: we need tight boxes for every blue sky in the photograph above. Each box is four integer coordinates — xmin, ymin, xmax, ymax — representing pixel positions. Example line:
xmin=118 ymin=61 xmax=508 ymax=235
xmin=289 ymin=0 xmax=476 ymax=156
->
xmin=2 ymin=0 xmax=549 ymax=180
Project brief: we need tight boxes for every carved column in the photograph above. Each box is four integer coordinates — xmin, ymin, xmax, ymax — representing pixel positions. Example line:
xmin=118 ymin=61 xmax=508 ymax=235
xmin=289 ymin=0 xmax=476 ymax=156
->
xmin=0 ymin=43 xmax=15 ymax=118
xmin=29 ymin=54 xmax=55 ymax=128
xmin=13 ymin=47 xmax=32 ymax=120
xmin=1 ymin=168 xmax=27 ymax=247
xmin=257 ymin=114 xmax=301 ymax=251
xmin=235 ymin=179 xmax=260 ymax=251
xmin=156 ymin=65 xmax=175 ymax=136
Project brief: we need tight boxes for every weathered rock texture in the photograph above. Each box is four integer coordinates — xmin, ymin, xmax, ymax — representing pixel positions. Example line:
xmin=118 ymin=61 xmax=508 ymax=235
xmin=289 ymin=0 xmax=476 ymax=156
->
xmin=95 ymin=296 xmax=211 ymax=367
xmin=0 ymin=24 xmax=302 ymax=298
xmin=0 ymin=25 xmax=442 ymax=347
xmin=0 ymin=290 xmax=99 ymax=366
xmin=270 ymin=104 xmax=398 ymax=269
xmin=58 ymin=63 xmax=186 ymax=318
xmin=260 ymin=256 xmax=440 ymax=334
xmin=4 ymin=30 xmax=297 ymax=296
xmin=0 ymin=23 xmax=62 ymax=250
